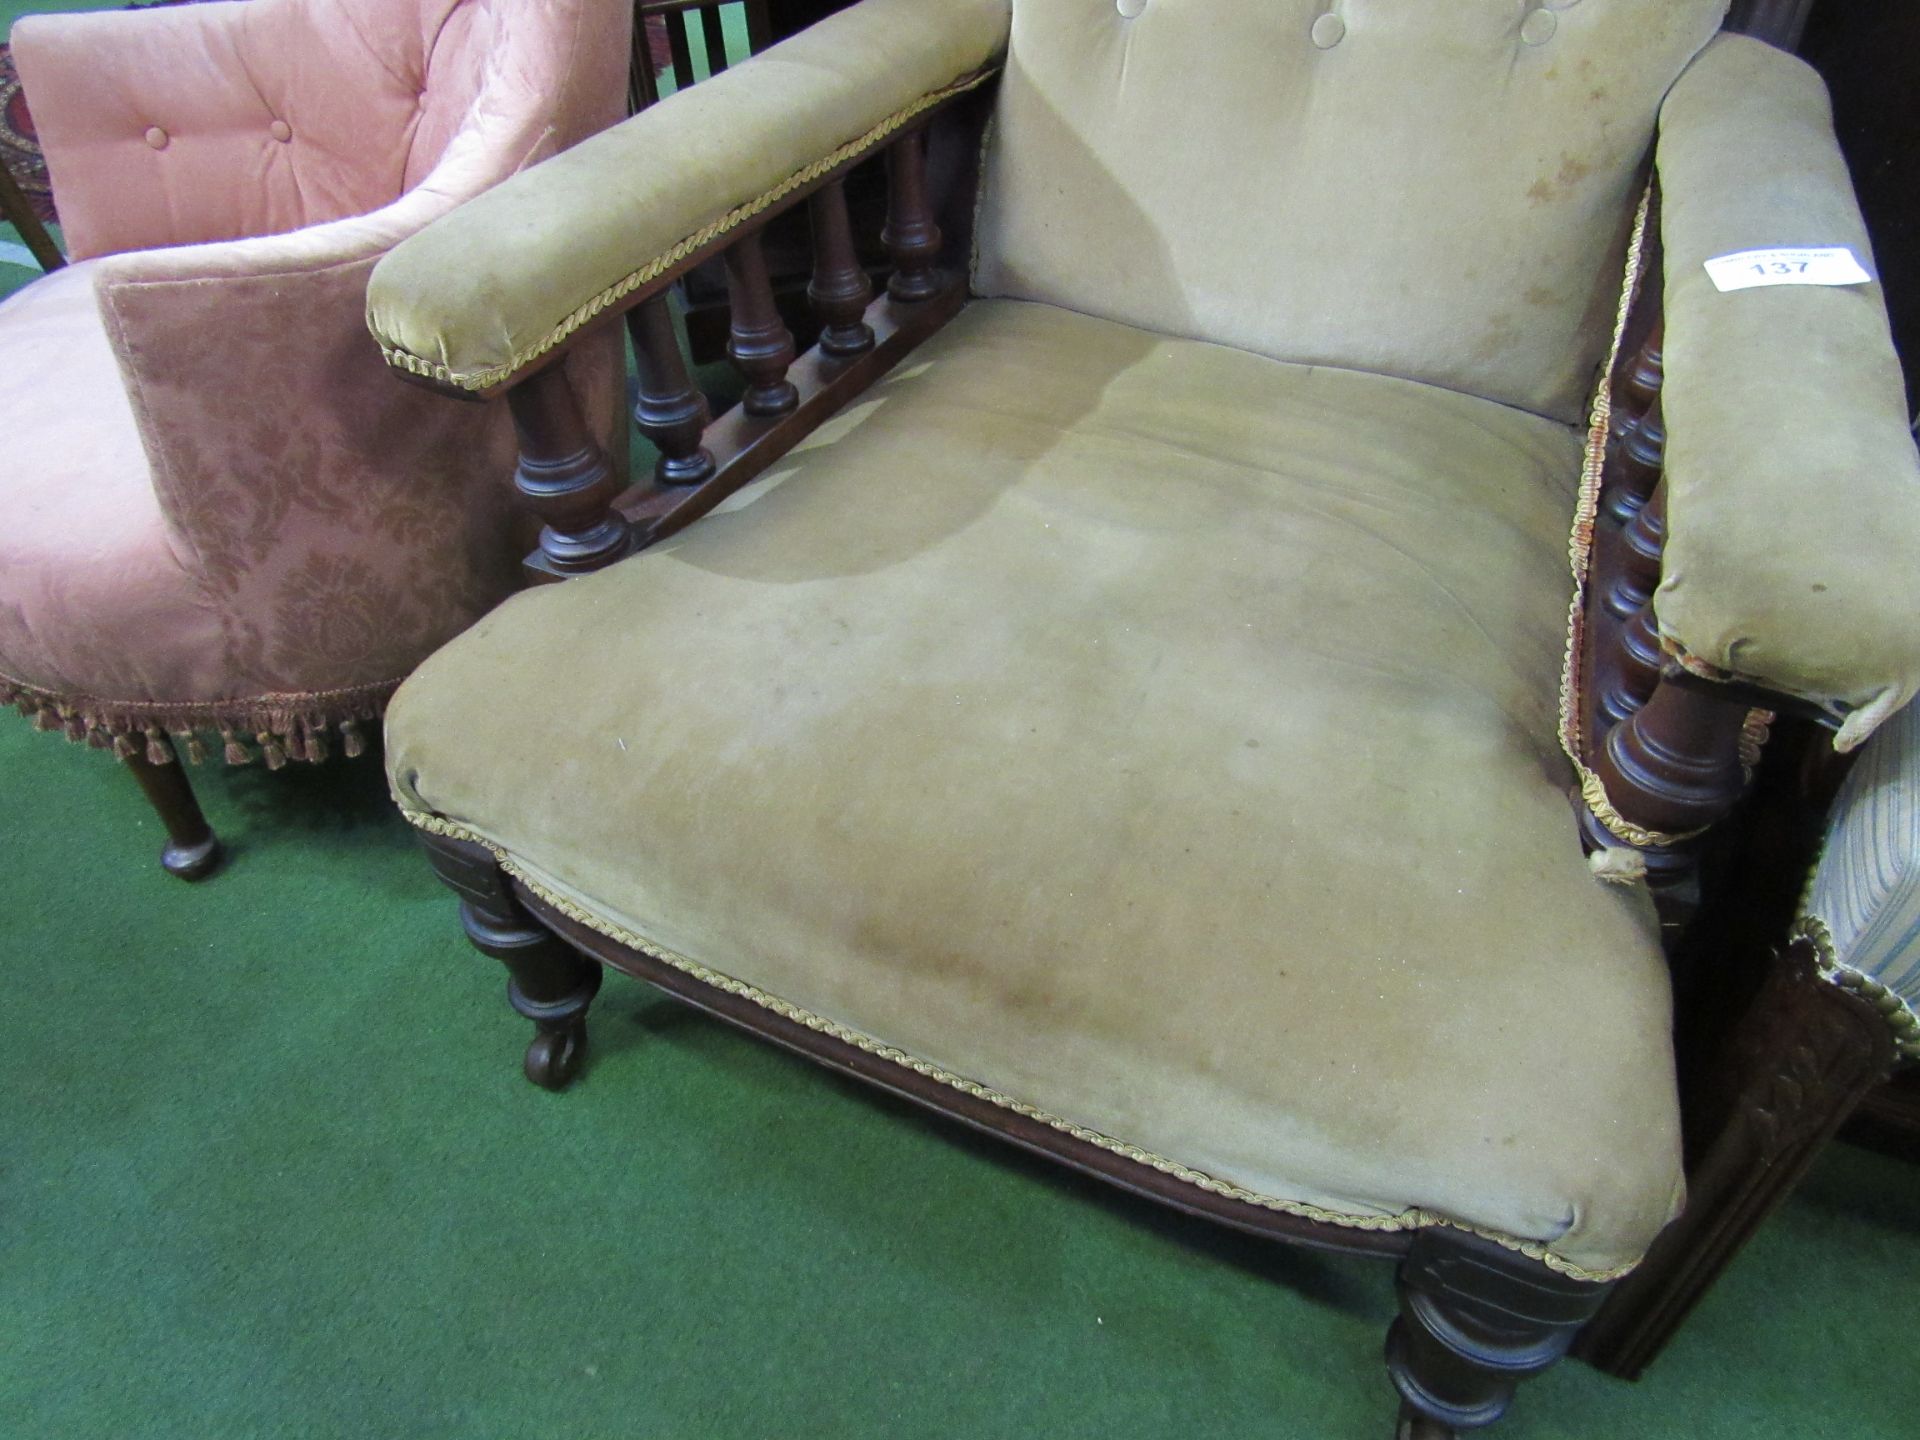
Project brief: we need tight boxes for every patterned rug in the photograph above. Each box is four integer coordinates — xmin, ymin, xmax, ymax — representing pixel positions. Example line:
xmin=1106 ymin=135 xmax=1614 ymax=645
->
xmin=0 ymin=40 xmax=53 ymax=224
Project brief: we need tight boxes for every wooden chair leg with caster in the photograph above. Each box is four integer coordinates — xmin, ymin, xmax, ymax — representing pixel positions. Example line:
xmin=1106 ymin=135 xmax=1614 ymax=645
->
xmin=122 ymin=735 xmax=223 ymax=881
xmin=419 ymin=831 xmax=603 ymax=1089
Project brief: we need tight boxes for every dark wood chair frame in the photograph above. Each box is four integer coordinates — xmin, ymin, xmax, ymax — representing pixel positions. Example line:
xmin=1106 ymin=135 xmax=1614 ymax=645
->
xmin=628 ymin=1 xmax=883 ymax=367
xmin=395 ymin=5 xmax=1865 ymax=1433
xmin=0 ymin=155 xmax=63 ymax=272
xmin=628 ymin=0 xmax=771 ymax=112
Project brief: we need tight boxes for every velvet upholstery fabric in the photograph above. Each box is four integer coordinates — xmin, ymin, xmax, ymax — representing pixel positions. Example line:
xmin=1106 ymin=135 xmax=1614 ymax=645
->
xmin=1654 ymin=35 xmax=1920 ymax=750
xmin=387 ymin=300 xmax=1682 ymax=1276
xmin=366 ymin=0 xmax=1013 ymax=390
xmin=0 ymin=261 xmax=226 ymax=705
xmin=970 ymin=0 xmax=1728 ymax=424
xmin=0 ymin=0 xmax=629 ymax=752
xmin=13 ymin=0 xmax=499 ymax=261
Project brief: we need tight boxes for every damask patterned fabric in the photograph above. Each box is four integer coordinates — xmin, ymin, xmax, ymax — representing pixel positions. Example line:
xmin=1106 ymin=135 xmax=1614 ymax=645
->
xmin=0 ymin=41 xmax=55 ymax=224
xmin=0 ymin=0 xmax=629 ymax=765
xmin=1803 ymin=699 xmax=1920 ymax=1054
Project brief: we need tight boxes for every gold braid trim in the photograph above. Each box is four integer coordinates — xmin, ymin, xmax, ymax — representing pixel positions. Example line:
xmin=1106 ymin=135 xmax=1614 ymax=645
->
xmin=401 ymin=807 xmax=1642 ymax=1282
xmin=1738 ymin=706 xmax=1775 ymax=777
xmin=1556 ymin=195 xmax=1779 ymax=854
xmin=1557 ymin=190 xmax=1698 ymax=851
xmin=1797 ymin=915 xmax=1920 ymax=1060
xmin=0 ymin=671 xmax=391 ymax=767
xmin=378 ymin=65 xmax=1000 ymax=393
xmin=1556 ymin=191 xmax=1714 ymax=852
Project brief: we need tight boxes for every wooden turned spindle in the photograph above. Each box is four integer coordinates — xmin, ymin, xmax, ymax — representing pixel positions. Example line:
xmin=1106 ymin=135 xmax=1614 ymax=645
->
xmin=1596 ymin=601 xmax=1667 ymax=729
xmin=1595 ymin=680 xmax=1749 ymax=838
xmin=626 ymin=295 xmax=715 ymax=487
xmin=508 ymin=365 xmax=631 ymax=576
xmin=1603 ymin=486 xmax=1666 ymax=620
xmin=723 ymin=228 xmax=800 ymax=416
xmin=807 ymin=178 xmax=876 ymax=356
xmin=1612 ymin=325 xmax=1664 ymax=441
xmin=1605 ymin=393 xmax=1665 ymax=528
xmin=882 ymin=126 xmax=943 ymax=302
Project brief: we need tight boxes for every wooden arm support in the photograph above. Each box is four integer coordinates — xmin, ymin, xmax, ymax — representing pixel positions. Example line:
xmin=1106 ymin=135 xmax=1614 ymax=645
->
xmin=481 ymin=83 xmax=993 ymax=581
xmin=1575 ymin=236 xmax=1800 ymax=910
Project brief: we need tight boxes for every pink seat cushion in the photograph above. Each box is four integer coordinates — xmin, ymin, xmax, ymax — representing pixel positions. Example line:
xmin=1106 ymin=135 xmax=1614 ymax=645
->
xmin=0 ymin=263 xmax=225 ymax=710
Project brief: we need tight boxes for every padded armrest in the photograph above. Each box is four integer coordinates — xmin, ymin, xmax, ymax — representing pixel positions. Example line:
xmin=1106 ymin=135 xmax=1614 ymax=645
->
xmin=366 ymin=0 xmax=1011 ymax=393
xmin=1654 ymin=35 xmax=1920 ymax=751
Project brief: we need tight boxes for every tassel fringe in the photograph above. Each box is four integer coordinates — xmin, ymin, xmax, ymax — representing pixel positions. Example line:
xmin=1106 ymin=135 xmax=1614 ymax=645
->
xmin=177 ymin=729 xmax=209 ymax=766
xmin=0 ymin=676 xmax=395 ymax=769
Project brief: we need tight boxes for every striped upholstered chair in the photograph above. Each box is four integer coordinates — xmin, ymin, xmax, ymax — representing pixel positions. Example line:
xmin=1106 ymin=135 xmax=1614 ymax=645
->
xmin=1582 ymin=700 xmax=1920 ymax=1374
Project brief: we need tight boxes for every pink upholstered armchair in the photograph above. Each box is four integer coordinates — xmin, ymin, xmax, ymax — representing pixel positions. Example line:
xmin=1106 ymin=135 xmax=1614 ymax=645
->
xmin=0 ymin=0 xmax=629 ymax=878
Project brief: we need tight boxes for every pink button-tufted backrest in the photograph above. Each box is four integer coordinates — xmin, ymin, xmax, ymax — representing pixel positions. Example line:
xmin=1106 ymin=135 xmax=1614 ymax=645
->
xmin=14 ymin=0 xmax=546 ymax=259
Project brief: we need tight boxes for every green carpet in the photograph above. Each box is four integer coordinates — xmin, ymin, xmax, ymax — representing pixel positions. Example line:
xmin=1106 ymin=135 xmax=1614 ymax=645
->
xmin=4 ymin=3 xmax=1920 ymax=1436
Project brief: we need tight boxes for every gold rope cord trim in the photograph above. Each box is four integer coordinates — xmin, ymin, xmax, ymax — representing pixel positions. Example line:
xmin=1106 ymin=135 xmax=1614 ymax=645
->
xmin=1557 ymin=189 xmax=1696 ymax=851
xmin=378 ymin=65 xmax=1000 ymax=393
xmin=1557 ymin=194 xmax=1780 ymax=855
xmin=1557 ymin=191 xmax=1714 ymax=853
xmin=0 ymin=671 xmax=394 ymax=767
xmin=1738 ymin=707 xmax=1775 ymax=776
xmin=1797 ymin=915 xmax=1920 ymax=1060
xmin=401 ymin=807 xmax=1641 ymax=1283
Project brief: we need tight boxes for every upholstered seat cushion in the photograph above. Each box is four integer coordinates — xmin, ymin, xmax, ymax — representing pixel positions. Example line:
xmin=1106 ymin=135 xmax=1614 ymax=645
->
xmin=0 ymin=261 xmax=226 ymax=709
xmin=386 ymin=299 xmax=1682 ymax=1276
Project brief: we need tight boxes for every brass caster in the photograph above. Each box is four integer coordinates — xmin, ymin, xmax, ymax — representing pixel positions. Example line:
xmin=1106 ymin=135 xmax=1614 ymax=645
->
xmin=524 ymin=1025 xmax=586 ymax=1090
xmin=161 ymin=833 xmax=223 ymax=881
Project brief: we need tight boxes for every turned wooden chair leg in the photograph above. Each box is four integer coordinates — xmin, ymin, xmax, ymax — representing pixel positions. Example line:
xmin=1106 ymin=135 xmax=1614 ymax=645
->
xmin=1385 ymin=1230 xmax=1611 ymax=1438
xmin=419 ymin=831 xmax=603 ymax=1089
xmin=123 ymin=735 xmax=222 ymax=880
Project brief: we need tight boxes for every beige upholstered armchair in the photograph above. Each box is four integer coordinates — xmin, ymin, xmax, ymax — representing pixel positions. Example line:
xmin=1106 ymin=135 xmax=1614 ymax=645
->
xmin=366 ymin=2 xmax=1920 ymax=1433
xmin=0 ymin=0 xmax=628 ymax=878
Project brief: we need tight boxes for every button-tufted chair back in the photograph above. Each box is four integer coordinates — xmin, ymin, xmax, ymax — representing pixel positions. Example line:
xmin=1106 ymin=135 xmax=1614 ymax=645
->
xmin=973 ymin=0 xmax=1730 ymax=422
xmin=28 ymin=0 xmax=545 ymax=261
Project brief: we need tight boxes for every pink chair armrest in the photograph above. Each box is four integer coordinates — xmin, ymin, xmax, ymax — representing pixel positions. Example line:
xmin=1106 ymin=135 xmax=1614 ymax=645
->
xmin=81 ymin=0 xmax=632 ymax=609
